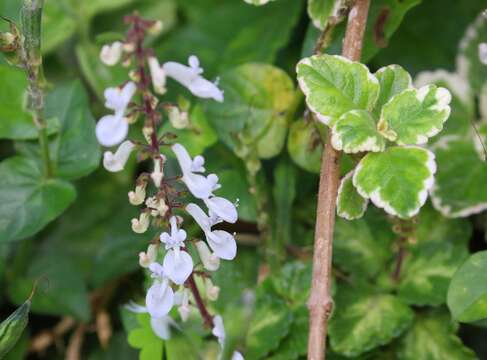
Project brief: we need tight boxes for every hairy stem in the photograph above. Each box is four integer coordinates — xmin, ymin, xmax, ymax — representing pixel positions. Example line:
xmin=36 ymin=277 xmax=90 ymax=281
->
xmin=307 ymin=1 xmax=371 ymax=359
xmin=21 ymin=0 xmax=52 ymax=177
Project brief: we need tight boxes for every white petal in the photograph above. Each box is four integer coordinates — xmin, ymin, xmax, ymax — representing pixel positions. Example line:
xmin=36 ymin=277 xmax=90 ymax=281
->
xmin=172 ymin=143 xmax=193 ymax=173
xmin=204 ymin=197 xmax=238 ymax=223
xmin=212 ymin=315 xmax=225 ymax=345
xmin=96 ymin=114 xmax=129 ymax=147
xmin=149 ymin=262 xmax=165 ymax=278
xmin=100 ymin=41 xmax=123 ymax=66
xmin=480 ymin=43 xmax=487 ymax=65
xmin=163 ymin=250 xmax=193 ymax=285
xmin=102 ymin=140 xmax=135 ymax=172
xmin=121 ymin=81 xmax=137 ymax=104
xmin=195 ymin=241 xmax=220 ymax=271
xmin=124 ymin=301 xmax=147 ymax=314
xmin=232 ymin=352 xmax=244 ymax=360
xmin=186 ymin=203 xmax=212 ymax=232
xmin=150 ymin=316 xmax=172 ymax=340
xmin=188 ymin=55 xmax=202 ymax=73
xmin=163 ymin=61 xmax=199 ymax=89
xmin=146 ymin=281 xmax=174 ymax=318
xmin=183 ymin=172 xmax=215 ymax=199
xmin=189 ymin=77 xmax=224 ymax=102
xmin=148 ymin=57 xmax=167 ymax=94
xmin=104 ymin=81 xmax=136 ymax=114
xmin=207 ymin=230 xmax=237 ymax=260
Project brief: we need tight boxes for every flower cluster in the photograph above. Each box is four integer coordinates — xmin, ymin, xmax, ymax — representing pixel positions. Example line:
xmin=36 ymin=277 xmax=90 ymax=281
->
xmin=94 ymin=15 xmax=243 ymax=357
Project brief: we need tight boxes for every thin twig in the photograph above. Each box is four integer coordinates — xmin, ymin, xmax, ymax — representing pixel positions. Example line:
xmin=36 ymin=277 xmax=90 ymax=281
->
xmin=307 ymin=1 xmax=371 ymax=359
xmin=187 ymin=273 xmax=214 ymax=329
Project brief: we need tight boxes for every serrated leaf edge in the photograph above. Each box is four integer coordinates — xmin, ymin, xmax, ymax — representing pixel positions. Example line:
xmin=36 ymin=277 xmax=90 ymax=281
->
xmin=353 ymin=146 xmax=437 ymax=218
xmin=296 ymin=54 xmax=379 ymax=126
xmin=377 ymin=85 xmax=452 ymax=145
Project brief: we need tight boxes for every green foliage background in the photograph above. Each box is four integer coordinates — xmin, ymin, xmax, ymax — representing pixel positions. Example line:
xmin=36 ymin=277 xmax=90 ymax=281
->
xmin=0 ymin=0 xmax=486 ymax=359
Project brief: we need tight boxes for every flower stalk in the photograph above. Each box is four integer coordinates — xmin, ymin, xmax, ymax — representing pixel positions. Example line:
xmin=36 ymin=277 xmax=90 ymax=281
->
xmin=20 ymin=0 xmax=52 ymax=178
xmin=307 ymin=1 xmax=371 ymax=359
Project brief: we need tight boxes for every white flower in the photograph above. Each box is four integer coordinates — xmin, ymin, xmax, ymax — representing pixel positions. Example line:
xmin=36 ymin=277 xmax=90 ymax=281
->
xmin=148 ymin=57 xmax=167 ymax=95
xmin=124 ymin=301 xmax=174 ymax=340
xmin=146 ymin=263 xmax=174 ymax=318
xmin=102 ymin=140 xmax=135 ymax=172
xmin=163 ymin=55 xmax=224 ymax=102
xmin=96 ymin=82 xmax=137 ymax=147
xmin=160 ymin=216 xmax=193 ymax=284
xmin=480 ymin=43 xmax=487 ymax=65
xmin=100 ymin=41 xmax=123 ymax=66
xmin=186 ymin=203 xmax=237 ymax=260
xmin=139 ymin=244 xmax=158 ymax=268
xmin=204 ymin=197 xmax=238 ymax=224
xmin=212 ymin=315 xmax=244 ymax=360
xmin=195 ymin=240 xmax=220 ymax=271
xmin=172 ymin=143 xmax=220 ymax=199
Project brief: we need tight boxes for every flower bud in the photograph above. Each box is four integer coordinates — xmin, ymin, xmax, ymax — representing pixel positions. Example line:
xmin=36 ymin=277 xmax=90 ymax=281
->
xmin=128 ymin=182 xmax=147 ymax=206
xmin=167 ymin=105 xmax=189 ymax=129
xmin=195 ymin=241 xmax=220 ymax=271
xmin=123 ymin=42 xmax=135 ymax=53
xmin=148 ymin=20 xmax=164 ymax=35
xmin=100 ymin=41 xmax=123 ymax=66
xmin=129 ymin=69 xmax=140 ymax=82
xmin=142 ymin=123 xmax=154 ymax=144
xmin=0 ymin=32 xmax=16 ymax=51
xmin=131 ymin=212 xmax=150 ymax=233
xmin=151 ymin=156 xmax=165 ymax=188
xmin=205 ymin=278 xmax=220 ymax=301
xmin=139 ymin=244 xmax=158 ymax=268
xmin=148 ymin=57 xmax=167 ymax=95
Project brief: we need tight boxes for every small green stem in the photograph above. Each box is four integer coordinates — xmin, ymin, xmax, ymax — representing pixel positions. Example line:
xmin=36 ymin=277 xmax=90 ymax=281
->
xmin=21 ymin=0 xmax=53 ymax=177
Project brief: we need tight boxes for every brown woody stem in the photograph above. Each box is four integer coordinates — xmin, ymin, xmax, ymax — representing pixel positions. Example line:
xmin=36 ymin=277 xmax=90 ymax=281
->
xmin=307 ymin=1 xmax=371 ymax=359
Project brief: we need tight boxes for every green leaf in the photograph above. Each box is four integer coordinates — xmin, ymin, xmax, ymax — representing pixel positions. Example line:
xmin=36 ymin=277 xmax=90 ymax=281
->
xmin=42 ymin=1 xmax=77 ymax=54
xmin=331 ymin=109 xmax=385 ymax=153
xmin=326 ymin=0 xmax=422 ymax=63
xmin=81 ymin=0 xmax=135 ymax=19
xmin=287 ymin=119 xmax=323 ymax=173
xmin=204 ymin=63 xmax=294 ymax=156
xmin=329 ymin=284 xmax=414 ymax=357
xmin=398 ymin=310 xmax=477 ymax=360
xmin=458 ymin=12 xmax=487 ymax=94
xmin=8 ymin=252 xmax=90 ymax=321
xmin=272 ymin=158 xmax=297 ymax=248
xmin=128 ymin=314 xmax=164 ymax=360
xmin=297 ymin=54 xmax=379 ymax=126
xmin=414 ymin=70 xmax=474 ymax=139
xmin=430 ymin=137 xmax=487 ymax=217
xmin=353 ymin=146 xmax=436 ymax=218
xmin=245 ymin=297 xmax=293 ymax=359
xmin=374 ymin=64 xmax=412 ymax=116
xmin=378 ymin=85 xmax=452 ymax=145
xmin=0 ymin=156 xmax=76 ymax=243
xmin=307 ymin=0 xmax=347 ymax=30
xmin=44 ymin=81 xmax=101 ymax=180
xmin=448 ymin=251 xmax=487 ymax=323
xmin=336 ymin=170 xmax=368 ymax=220
xmin=157 ymin=0 xmax=302 ymax=77
xmin=160 ymin=104 xmax=217 ymax=156
xmin=271 ymin=261 xmax=312 ymax=306
xmin=0 ymin=298 xmax=30 ymax=358
xmin=76 ymin=43 xmax=129 ymax=100
xmin=267 ymin=305 xmax=308 ymax=360
xmin=398 ymin=240 xmax=469 ymax=306
xmin=0 ymin=65 xmax=58 ymax=139
xmin=334 ymin=208 xmax=395 ymax=278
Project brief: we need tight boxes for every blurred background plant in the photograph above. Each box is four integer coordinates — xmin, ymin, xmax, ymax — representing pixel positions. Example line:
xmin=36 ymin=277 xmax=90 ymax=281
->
xmin=0 ymin=0 xmax=486 ymax=359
